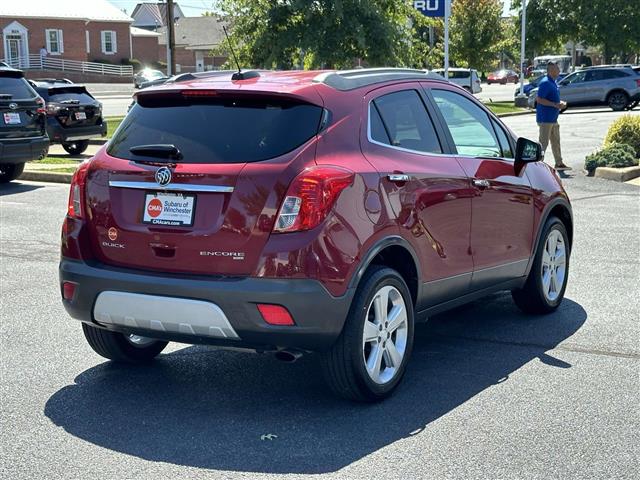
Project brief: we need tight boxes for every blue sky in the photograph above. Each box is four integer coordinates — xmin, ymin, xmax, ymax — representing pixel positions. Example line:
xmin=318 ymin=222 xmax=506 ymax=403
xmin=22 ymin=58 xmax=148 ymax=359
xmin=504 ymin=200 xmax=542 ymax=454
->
xmin=108 ymin=1 xmax=515 ymax=19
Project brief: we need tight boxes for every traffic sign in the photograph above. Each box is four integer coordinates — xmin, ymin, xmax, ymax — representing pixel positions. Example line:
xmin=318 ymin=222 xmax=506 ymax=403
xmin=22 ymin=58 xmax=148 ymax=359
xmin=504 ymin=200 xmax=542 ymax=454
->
xmin=413 ymin=0 xmax=445 ymax=17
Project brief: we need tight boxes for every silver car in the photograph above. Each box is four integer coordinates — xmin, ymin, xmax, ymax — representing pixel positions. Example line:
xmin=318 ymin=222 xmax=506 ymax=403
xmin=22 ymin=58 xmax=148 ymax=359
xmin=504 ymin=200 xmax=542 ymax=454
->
xmin=432 ymin=68 xmax=482 ymax=94
xmin=528 ymin=66 xmax=640 ymax=111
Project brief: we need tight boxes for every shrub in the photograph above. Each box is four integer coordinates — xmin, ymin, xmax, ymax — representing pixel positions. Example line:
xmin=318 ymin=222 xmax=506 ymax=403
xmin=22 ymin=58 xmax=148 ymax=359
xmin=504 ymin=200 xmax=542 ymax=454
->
xmin=121 ymin=58 xmax=142 ymax=70
xmin=584 ymin=143 xmax=638 ymax=172
xmin=604 ymin=115 xmax=640 ymax=158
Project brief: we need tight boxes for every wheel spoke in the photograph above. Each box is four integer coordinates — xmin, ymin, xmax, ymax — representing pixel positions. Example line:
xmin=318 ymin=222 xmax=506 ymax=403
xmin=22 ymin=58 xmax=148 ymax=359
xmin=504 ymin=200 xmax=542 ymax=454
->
xmin=363 ymin=320 xmax=379 ymax=343
xmin=387 ymin=305 xmax=407 ymax=333
xmin=549 ymin=270 xmax=558 ymax=295
xmin=547 ymin=233 xmax=558 ymax=257
xmin=555 ymin=249 xmax=566 ymax=266
xmin=367 ymin=344 xmax=384 ymax=381
xmin=542 ymin=249 xmax=552 ymax=268
xmin=373 ymin=292 xmax=387 ymax=324
xmin=384 ymin=340 xmax=403 ymax=368
xmin=542 ymin=269 xmax=552 ymax=293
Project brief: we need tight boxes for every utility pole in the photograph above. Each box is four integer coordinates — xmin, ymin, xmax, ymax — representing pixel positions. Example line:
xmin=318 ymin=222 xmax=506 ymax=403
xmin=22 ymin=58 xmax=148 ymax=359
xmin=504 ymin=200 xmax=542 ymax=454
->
xmin=166 ymin=0 xmax=176 ymax=76
xmin=515 ymin=0 xmax=529 ymax=107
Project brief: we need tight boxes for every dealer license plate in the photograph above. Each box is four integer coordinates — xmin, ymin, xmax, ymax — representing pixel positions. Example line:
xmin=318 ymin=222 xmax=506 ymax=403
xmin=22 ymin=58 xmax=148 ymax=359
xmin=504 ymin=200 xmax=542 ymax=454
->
xmin=142 ymin=192 xmax=196 ymax=227
xmin=75 ymin=112 xmax=87 ymax=120
xmin=3 ymin=113 xmax=21 ymax=125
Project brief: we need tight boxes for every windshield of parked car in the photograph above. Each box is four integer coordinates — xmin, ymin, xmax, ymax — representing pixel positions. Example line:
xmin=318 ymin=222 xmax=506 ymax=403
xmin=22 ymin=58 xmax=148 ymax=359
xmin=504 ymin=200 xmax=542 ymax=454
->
xmin=108 ymin=97 xmax=323 ymax=164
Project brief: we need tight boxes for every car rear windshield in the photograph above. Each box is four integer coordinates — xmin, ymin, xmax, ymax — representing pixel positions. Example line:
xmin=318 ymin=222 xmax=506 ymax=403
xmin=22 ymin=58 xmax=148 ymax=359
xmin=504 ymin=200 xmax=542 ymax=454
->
xmin=42 ymin=87 xmax=95 ymax=104
xmin=0 ymin=76 xmax=36 ymax=100
xmin=108 ymin=97 xmax=323 ymax=164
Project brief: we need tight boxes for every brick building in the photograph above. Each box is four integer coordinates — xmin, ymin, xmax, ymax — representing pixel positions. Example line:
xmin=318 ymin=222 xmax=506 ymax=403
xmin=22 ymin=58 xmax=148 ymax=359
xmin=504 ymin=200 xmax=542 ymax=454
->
xmin=131 ymin=27 xmax=161 ymax=66
xmin=0 ymin=0 xmax=132 ymax=65
xmin=157 ymin=17 xmax=227 ymax=72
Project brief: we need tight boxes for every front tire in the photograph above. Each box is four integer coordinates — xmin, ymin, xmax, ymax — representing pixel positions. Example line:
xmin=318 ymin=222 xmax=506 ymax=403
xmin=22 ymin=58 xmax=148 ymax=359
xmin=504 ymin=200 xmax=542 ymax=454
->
xmin=62 ymin=140 xmax=89 ymax=156
xmin=512 ymin=217 xmax=570 ymax=314
xmin=0 ymin=162 xmax=25 ymax=183
xmin=321 ymin=266 xmax=415 ymax=402
xmin=82 ymin=323 xmax=168 ymax=363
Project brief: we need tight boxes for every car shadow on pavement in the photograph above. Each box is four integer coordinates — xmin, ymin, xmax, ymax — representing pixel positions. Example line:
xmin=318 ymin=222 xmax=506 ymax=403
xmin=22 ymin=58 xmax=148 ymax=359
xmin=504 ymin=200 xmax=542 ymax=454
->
xmin=0 ymin=181 xmax=45 ymax=196
xmin=44 ymin=293 xmax=586 ymax=474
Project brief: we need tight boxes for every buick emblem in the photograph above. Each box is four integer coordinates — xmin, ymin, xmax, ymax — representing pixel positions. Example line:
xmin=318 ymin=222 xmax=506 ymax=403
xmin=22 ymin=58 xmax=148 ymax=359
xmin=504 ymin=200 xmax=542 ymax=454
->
xmin=155 ymin=167 xmax=172 ymax=187
xmin=9 ymin=103 xmax=18 ymax=110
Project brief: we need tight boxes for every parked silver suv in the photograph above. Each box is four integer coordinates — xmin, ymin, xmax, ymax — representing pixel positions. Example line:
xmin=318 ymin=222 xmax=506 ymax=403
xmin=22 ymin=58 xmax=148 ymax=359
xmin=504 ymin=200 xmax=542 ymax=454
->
xmin=528 ymin=66 xmax=640 ymax=111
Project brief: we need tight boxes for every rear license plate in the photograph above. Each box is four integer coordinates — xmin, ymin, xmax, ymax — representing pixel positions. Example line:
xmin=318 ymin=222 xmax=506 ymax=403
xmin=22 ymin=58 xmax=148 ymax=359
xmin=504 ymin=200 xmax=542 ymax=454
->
xmin=142 ymin=192 xmax=196 ymax=227
xmin=75 ymin=112 xmax=87 ymax=120
xmin=3 ymin=113 xmax=20 ymax=125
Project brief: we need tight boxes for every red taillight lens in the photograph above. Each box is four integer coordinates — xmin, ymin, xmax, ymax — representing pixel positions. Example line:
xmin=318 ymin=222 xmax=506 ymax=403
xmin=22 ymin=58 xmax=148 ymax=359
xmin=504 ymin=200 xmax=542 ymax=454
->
xmin=257 ymin=304 xmax=295 ymax=326
xmin=67 ymin=162 xmax=90 ymax=219
xmin=635 ymin=79 xmax=640 ymax=87
xmin=35 ymin=96 xmax=46 ymax=114
xmin=273 ymin=166 xmax=354 ymax=233
xmin=62 ymin=281 xmax=77 ymax=300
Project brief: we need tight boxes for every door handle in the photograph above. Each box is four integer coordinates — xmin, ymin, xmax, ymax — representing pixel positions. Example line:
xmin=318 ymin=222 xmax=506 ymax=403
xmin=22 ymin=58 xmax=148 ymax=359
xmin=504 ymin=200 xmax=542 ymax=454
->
xmin=472 ymin=179 xmax=491 ymax=189
xmin=388 ymin=174 xmax=410 ymax=183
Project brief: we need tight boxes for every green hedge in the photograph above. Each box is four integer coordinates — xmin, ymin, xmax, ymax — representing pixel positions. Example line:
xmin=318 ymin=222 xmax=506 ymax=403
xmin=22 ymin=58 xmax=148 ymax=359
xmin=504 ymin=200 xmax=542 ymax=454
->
xmin=604 ymin=114 xmax=640 ymax=158
xmin=584 ymin=143 xmax=639 ymax=173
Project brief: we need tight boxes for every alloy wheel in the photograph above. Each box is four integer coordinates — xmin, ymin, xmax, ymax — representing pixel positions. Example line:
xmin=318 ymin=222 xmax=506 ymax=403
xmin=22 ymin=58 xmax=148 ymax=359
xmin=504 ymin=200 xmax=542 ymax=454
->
xmin=362 ymin=285 xmax=408 ymax=384
xmin=541 ymin=230 xmax=567 ymax=302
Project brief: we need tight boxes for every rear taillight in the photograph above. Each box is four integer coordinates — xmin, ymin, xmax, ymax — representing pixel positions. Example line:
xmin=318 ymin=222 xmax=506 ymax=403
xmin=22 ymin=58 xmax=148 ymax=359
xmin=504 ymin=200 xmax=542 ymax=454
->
xmin=67 ymin=162 xmax=90 ymax=219
xmin=636 ymin=79 xmax=640 ymax=87
xmin=46 ymin=103 xmax=61 ymax=115
xmin=273 ymin=166 xmax=354 ymax=233
xmin=257 ymin=304 xmax=295 ymax=326
xmin=182 ymin=89 xmax=218 ymax=97
xmin=35 ymin=96 xmax=46 ymax=114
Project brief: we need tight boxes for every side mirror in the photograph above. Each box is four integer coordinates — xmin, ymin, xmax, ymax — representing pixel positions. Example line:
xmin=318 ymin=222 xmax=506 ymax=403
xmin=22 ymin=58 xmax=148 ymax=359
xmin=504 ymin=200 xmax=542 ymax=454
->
xmin=515 ymin=137 xmax=542 ymax=163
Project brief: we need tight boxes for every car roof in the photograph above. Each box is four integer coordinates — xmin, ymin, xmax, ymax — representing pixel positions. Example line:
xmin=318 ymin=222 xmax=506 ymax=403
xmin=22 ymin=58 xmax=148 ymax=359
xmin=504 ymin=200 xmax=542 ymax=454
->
xmin=136 ymin=68 xmax=450 ymax=101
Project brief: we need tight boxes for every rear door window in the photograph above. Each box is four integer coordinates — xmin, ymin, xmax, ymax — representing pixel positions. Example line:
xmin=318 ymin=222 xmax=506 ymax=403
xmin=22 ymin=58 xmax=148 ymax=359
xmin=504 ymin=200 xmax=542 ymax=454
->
xmin=431 ymin=89 xmax=501 ymax=157
xmin=369 ymin=89 xmax=442 ymax=154
xmin=108 ymin=97 xmax=323 ymax=164
xmin=0 ymin=76 xmax=36 ymax=100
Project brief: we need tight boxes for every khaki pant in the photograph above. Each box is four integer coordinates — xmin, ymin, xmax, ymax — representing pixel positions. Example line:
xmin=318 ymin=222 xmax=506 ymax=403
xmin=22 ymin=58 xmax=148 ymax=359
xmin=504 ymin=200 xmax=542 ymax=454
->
xmin=538 ymin=122 xmax=563 ymax=166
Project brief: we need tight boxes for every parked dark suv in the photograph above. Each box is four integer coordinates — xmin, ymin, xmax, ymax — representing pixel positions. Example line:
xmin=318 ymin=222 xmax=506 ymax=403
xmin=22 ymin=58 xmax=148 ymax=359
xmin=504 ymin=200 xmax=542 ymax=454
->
xmin=31 ymin=80 xmax=106 ymax=155
xmin=0 ymin=67 xmax=49 ymax=182
xmin=59 ymin=69 xmax=573 ymax=401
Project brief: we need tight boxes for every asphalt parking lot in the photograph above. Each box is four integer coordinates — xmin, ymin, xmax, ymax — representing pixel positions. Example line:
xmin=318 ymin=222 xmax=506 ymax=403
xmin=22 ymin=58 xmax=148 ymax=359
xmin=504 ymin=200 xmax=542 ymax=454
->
xmin=1 ymin=110 xmax=638 ymax=479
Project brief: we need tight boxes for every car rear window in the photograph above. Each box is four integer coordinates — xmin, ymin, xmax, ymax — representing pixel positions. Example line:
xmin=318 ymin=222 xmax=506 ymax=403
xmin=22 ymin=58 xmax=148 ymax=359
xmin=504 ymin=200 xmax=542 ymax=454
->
xmin=108 ymin=97 xmax=323 ymax=164
xmin=0 ymin=76 xmax=36 ymax=100
xmin=43 ymin=87 xmax=95 ymax=103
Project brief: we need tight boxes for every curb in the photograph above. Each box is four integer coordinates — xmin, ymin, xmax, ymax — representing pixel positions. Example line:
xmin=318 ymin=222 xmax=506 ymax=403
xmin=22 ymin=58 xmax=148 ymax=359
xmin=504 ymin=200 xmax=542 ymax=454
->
xmin=19 ymin=171 xmax=73 ymax=184
xmin=88 ymin=139 xmax=108 ymax=146
xmin=594 ymin=166 xmax=640 ymax=182
xmin=496 ymin=110 xmax=533 ymax=118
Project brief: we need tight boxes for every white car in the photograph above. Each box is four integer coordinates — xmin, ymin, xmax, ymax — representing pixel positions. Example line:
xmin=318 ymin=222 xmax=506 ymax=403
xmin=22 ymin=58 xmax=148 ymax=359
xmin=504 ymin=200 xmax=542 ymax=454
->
xmin=432 ymin=68 xmax=482 ymax=94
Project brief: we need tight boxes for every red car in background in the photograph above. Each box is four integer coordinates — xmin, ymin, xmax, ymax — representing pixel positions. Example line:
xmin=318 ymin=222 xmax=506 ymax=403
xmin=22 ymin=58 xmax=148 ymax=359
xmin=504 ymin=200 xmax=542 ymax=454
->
xmin=59 ymin=68 xmax=573 ymax=402
xmin=488 ymin=69 xmax=519 ymax=84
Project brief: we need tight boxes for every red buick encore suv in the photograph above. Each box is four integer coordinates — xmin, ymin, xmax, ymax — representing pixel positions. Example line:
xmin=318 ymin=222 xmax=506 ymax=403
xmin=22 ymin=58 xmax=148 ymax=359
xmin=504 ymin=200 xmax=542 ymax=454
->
xmin=59 ymin=69 xmax=573 ymax=402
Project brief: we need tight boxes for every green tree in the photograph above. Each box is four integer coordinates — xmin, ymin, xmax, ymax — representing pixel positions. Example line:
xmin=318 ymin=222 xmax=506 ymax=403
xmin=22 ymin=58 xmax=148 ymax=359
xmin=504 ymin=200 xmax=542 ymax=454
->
xmin=449 ymin=0 xmax=505 ymax=71
xmin=215 ymin=0 xmax=430 ymax=69
xmin=512 ymin=0 xmax=572 ymax=58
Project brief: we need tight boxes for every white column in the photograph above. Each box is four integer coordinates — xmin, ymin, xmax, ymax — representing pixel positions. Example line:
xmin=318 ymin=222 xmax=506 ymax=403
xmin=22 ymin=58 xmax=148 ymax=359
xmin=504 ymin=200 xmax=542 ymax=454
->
xmin=444 ymin=0 xmax=450 ymax=76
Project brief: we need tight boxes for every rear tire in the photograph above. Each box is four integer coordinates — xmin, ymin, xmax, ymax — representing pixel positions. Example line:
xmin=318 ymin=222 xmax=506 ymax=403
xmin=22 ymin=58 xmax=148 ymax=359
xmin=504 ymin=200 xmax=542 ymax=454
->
xmin=82 ymin=323 xmax=168 ymax=363
xmin=512 ymin=217 xmax=570 ymax=314
xmin=321 ymin=266 xmax=415 ymax=402
xmin=0 ymin=162 xmax=25 ymax=183
xmin=607 ymin=91 xmax=629 ymax=111
xmin=62 ymin=140 xmax=89 ymax=156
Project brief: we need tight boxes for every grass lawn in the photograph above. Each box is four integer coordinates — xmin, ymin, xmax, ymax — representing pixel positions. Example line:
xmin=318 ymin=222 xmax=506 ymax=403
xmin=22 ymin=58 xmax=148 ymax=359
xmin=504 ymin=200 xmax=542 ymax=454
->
xmin=44 ymin=167 xmax=78 ymax=173
xmin=33 ymin=156 xmax=83 ymax=164
xmin=106 ymin=117 xmax=124 ymax=138
xmin=484 ymin=101 xmax=528 ymax=115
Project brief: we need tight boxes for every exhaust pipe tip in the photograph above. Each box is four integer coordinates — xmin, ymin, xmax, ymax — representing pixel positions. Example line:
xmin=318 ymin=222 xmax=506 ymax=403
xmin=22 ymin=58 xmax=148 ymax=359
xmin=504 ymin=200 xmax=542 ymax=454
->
xmin=274 ymin=350 xmax=303 ymax=363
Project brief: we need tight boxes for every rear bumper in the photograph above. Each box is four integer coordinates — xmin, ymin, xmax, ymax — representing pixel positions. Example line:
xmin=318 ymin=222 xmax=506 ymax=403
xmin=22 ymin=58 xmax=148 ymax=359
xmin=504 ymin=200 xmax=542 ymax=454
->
xmin=46 ymin=120 xmax=107 ymax=144
xmin=59 ymin=259 xmax=354 ymax=352
xmin=0 ymin=136 xmax=49 ymax=164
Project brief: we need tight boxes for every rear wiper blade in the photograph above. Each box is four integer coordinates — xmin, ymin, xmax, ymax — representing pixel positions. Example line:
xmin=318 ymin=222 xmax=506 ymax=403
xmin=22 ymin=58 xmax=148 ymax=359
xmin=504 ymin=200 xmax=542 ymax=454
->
xmin=129 ymin=144 xmax=183 ymax=161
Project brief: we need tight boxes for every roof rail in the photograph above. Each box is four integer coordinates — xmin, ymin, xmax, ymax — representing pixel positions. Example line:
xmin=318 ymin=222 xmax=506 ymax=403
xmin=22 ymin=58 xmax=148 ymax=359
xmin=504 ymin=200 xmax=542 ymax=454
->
xmin=313 ymin=68 xmax=446 ymax=91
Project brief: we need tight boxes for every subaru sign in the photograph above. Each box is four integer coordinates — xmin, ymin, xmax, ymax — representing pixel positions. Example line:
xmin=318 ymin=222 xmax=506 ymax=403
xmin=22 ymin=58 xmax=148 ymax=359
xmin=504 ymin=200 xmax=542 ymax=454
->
xmin=413 ymin=0 xmax=445 ymax=17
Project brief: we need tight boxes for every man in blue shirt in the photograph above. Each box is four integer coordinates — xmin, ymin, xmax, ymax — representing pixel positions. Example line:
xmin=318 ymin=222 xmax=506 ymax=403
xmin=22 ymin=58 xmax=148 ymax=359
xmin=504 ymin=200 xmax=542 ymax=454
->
xmin=536 ymin=62 xmax=570 ymax=170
